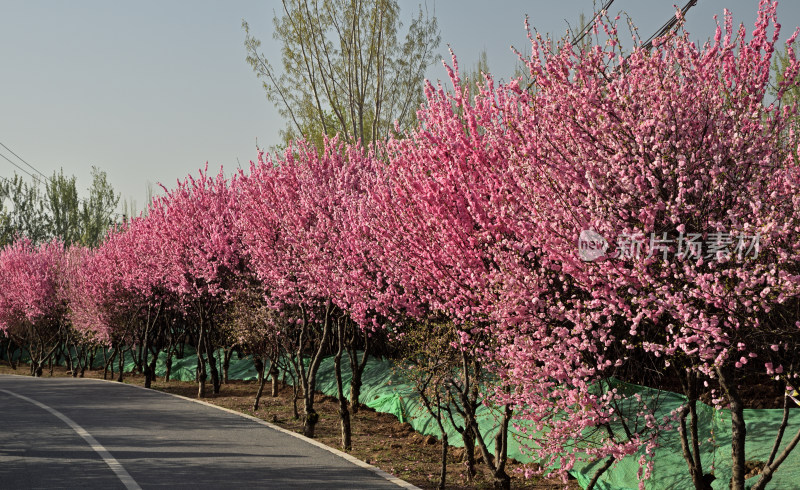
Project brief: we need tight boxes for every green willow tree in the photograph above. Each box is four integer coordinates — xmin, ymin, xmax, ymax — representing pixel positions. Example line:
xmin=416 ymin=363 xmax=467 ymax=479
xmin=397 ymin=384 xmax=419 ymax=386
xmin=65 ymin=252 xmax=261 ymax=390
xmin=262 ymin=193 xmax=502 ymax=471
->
xmin=243 ymin=0 xmax=440 ymax=148
xmin=45 ymin=167 xmax=118 ymax=247
xmin=460 ymin=50 xmax=490 ymax=102
xmin=1 ymin=168 xmax=118 ymax=247
xmin=0 ymin=175 xmax=48 ymax=246
xmin=45 ymin=169 xmax=81 ymax=246
xmin=79 ymin=168 xmax=120 ymax=248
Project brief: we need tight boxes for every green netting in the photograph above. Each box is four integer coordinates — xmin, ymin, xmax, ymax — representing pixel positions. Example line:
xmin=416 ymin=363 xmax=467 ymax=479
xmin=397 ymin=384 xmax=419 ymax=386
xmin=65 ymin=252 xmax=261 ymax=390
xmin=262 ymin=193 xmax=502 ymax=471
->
xmin=2 ymin=344 xmax=798 ymax=488
xmin=213 ymin=353 xmax=800 ymax=489
xmin=569 ymin=397 xmax=800 ymax=490
xmin=569 ymin=379 xmax=722 ymax=489
xmin=312 ymin=359 xmax=800 ymax=489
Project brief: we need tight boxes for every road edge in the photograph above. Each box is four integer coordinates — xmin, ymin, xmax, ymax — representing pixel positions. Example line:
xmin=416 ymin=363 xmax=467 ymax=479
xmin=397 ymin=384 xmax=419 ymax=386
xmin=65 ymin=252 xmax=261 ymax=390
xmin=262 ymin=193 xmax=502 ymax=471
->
xmin=83 ymin=376 xmax=422 ymax=490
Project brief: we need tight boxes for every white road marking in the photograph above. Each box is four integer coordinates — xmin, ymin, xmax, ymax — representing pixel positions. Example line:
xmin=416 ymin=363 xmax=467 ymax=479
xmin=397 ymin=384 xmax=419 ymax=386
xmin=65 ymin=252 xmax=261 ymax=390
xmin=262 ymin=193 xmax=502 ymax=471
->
xmin=0 ymin=388 xmax=141 ymax=490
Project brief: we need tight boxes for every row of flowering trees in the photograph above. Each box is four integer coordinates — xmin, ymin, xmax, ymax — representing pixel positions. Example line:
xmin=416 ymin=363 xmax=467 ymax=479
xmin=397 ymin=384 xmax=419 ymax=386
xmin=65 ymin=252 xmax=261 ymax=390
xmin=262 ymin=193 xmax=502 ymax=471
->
xmin=2 ymin=2 xmax=800 ymax=488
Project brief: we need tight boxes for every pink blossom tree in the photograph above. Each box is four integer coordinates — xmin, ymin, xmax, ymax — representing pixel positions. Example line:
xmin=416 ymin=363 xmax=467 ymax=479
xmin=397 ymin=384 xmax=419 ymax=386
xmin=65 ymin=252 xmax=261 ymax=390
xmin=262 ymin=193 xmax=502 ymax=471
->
xmin=68 ymin=219 xmax=177 ymax=386
xmin=357 ymin=2 xmax=800 ymax=488
xmin=144 ymin=166 xmax=249 ymax=396
xmin=223 ymin=285 xmax=289 ymax=410
xmin=0 ymin=239 xmax=71 ymax=376
xmin=458 ymin=1 xmax=800 ymax=488
xmin=237 ymin=140 xmax=383 ymax=441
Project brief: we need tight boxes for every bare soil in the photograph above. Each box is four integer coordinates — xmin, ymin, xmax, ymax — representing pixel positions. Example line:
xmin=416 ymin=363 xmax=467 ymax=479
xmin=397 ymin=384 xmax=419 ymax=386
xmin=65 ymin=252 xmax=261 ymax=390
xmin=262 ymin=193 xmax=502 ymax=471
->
xmin=0 ymin=362 xmax=578 ymax=489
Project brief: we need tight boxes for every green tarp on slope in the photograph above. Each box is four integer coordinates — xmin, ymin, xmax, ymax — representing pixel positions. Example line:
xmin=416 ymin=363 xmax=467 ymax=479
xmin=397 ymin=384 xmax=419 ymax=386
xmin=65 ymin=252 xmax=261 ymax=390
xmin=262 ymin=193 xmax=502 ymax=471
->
xmin=3 ymin=345 xmax=799 ymax=489
xmin=565 ymin=379 xmax=800 ymax=490
xmin=310 ymin=357 xmax=800 ymax=489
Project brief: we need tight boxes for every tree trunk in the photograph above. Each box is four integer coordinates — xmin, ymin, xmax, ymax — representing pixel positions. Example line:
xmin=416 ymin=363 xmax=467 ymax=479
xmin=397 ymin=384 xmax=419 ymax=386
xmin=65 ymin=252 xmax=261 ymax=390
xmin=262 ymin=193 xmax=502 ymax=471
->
xmin=676 ymin=368 xmax=713 ymax=490
xmin=222 ymin=346 xmax=233 ymax=384
xmin=752 ymin=409 xmax=800 ymax=490
xmin=133 ymin=344 xmax=143 ymax=374
xmin=472 ymin=403 xmax=511 ymax=490
xmin=587 ymin=456 xmax=615 ymax=490
xmin=338 ymin=401 xmax=352 ymax=450
xmin=449 ymin=350 xmax=480 ymax=481
xmin=717 ymin=366 xmax=746 ymax=490
xmin=334 ymin=317 xmax=352 ymax=450
xmin=462 ymin=419 xmax=477 ymax=481
xmin=346 ymin=327 xmax=369 ymax=414
xmin=197 ymin=352 xmax=207 ymax=397
xmin=163 ymin=338 xmax=176 ymax=382
xmin=106 ymin=347 xmax=115 ymax=380
xmin=302 ymin=397 xmax=319 ymax=438
xmin=417 ymin=374 xmax=448 ymax=490
xmin=205 ymin=333 xmax=220 ymax=395
xmin=438 ymin=433 xmax=448 ymax=490
xmin=76 ymin=346 xmax=86 ymax=378
xmin=117 ymin=346 xmax=124 ymax=382
xmin=292 ymin=383 xmax=299 ymax=420
xmin=253 ymin=358 xmax=266 ymax=411
xmin=269 ymin=363 xmax=280 ymax=397
xmin=298 ymin=301 xmax=332 ymax=438
xmin=164 ymin=355 xmax=172 ymax=383
xmin=142 ymin=324 xmax=153 ymax=389
xmin=147 ymin=352 xmax=158 ymax=386
xmin=67 ymin=344 xmax=77 ymax=377
xmin=197 ymin=322 xmax=207 ymax=398
xmin=10 ymin=343 xmax=19 ymax=370
xmin=102 ymin=348 xmax=110 ymax=380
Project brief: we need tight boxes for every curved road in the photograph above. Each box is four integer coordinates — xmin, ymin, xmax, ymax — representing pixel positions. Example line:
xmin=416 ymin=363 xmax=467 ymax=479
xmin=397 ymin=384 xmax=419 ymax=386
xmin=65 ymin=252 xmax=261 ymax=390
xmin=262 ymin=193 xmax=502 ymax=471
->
xmin=0 ymin=375 xmax=413 ymax=489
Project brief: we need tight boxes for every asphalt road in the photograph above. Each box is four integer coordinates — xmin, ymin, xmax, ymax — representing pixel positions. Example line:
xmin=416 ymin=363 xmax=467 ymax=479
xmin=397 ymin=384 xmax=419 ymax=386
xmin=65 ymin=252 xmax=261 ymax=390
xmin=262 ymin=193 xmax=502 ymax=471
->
xmin=0 ymin=375 xmax=411 ymax=490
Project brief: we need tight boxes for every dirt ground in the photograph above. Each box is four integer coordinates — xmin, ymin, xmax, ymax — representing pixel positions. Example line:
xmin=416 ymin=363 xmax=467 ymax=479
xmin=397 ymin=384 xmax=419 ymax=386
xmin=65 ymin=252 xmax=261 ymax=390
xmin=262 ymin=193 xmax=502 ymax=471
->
xmin=0 ymin=362 xmax=579 ymax=489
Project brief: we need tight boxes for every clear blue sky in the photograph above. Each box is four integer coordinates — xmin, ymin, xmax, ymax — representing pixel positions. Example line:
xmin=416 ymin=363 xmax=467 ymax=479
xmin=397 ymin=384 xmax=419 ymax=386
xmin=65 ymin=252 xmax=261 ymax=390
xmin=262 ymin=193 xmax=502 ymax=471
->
xmin=1 ymin=1 xmax=798 ymax=213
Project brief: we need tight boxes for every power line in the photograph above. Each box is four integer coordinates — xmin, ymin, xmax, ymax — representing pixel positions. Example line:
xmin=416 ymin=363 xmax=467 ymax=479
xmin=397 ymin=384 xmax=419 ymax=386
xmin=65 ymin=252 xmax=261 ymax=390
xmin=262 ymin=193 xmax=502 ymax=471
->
xmin=525 ymin=0 xmax=616 ymax=92
xmin=525 ymin=0 xmax=700 ymax=92
xmin=571 ymin=0 xmax=616 ymax=47
xmin=0 ymin=143 xmax=124 ymax=220
xmin=639 ymin=0 xmax=699 ymax=51
xmin=0 ymin=141 xmax=49 ymax=180
xmin=0 ymin=150 xmax=41 ymax=183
